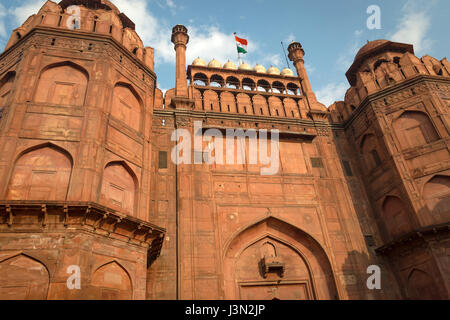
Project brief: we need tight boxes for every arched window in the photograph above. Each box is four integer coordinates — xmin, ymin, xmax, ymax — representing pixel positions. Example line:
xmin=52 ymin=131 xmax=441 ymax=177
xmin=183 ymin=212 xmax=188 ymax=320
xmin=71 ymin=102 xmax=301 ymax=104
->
xmin=7 ymin=145 xmax=73 ymax=201
xmin=100 ymin=162 xmax=137 ymax=217
xmin=286 ymin=83 xmax=300 ymax=95
xmin=210 ymin=74 xmax=224 ymax=88
xmin=393 ymin=111 xmax=439 ymax=150
xmin=382 ymin=196 xmax=413 ymax=239
xmin=34 ymin=63 xmax=88 ymax=106
xmin=111 ymin=83 xmax=142 ymax=132
xmin=193 ymin=73 xmax=208 ymax=86
xmin=360 ymin=134 xmax=383 ymax=171
xmin=272 ymin=81 xmax=285 ymax=94
xmin=226 ymin=76 xmax=239 ymax=89
xmin=257 ymin=80 xmax=270 ymax=92
xmin=242 ymin=78 xmax=255 ymax=91
xmin=423 ymin=175 xmax=450 ymax=225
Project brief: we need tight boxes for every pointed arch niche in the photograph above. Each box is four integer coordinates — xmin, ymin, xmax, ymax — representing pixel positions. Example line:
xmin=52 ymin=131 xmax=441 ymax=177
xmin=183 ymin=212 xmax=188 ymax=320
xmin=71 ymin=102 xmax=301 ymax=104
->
xmin=0 ymin=254 xmax=50 ymax=300
xmin=381 ymin=196 xmax=414 ymax=239
xmin=100 ymin=161 xmax=137 ymax=217
xmin=34 ymin=62 xmax=88 ymax=107
xmin=423 ymin=175 xmax=450 ymax=225
xmin=223 ymin=217 xmax=338 ymax=300
xmin=407 ymin=269 xmax=442 ymax=300
xmin=6 ymin=144 xmax=73 ymax=201
xmin=111 ymin=83 xmax=142 ymax=132
xmin=0 ymin=71 xmax=16 ymax=110
xmin=393 ymin=111 xmax=439 ymax=150
xmin=90 ymin=261 xmax=132 ymax=300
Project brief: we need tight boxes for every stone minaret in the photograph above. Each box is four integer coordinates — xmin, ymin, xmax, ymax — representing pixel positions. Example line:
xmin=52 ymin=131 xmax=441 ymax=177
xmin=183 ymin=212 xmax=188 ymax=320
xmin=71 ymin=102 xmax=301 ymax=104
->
xmin=171 ymin=24 xmax=189 ymax=98
xmin=288 ymin=42 xmax=323 ymax=108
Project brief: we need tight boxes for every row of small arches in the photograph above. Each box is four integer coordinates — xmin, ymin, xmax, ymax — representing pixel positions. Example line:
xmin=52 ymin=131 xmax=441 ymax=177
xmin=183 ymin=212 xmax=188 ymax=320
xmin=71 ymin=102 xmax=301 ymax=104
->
xmin=191 ymin=73 xmax=301 ymax=95
xmin=0 ymin=253 xmax=133 ymax=300
xmin=190 ymin=89 xmax=305 ymax=118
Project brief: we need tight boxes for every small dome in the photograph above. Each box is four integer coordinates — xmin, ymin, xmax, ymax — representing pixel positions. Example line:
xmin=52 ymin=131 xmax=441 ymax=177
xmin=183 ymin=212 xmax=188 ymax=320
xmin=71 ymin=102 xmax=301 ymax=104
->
xmin=208 ymin=58 xmax=222 ymax=68
xmin=267 ymin=66 xmax=281 ymax=75
xmin=239 ymin=62 xmax=252 ymax=71
xmin=281 ymin=68 xmax=294 ymax=76
xmin=254 ymin=64 xmax=266 ymax=73
xmin=223 ymin=60 xmax=237 ymax=70
xmin=192 ymin=57 xmax=206 ymax=66
xmin=355 ymin=40 xmax=389 ymax=61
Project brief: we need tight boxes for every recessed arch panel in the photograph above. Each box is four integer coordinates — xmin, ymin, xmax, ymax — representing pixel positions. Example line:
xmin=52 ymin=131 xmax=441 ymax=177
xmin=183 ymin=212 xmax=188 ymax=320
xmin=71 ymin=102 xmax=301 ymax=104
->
xmin=100 ymin=161 xmax=137 ymax=217
xmin=0 ymin=254 xmax=49 ymax=300
xmin=34 ymin=62 xmax=88 ymax=106
xmin=423 ymin=175 xmax=450 ymax=224
xmin=7 ymin=144 xmax=73 ymax=201
xmin=407 ymin=269 xmax=441 ymax=300
xmin=90 ymin=261 xmax=132 ymax=300
xmin=0 ymin=71 xmax=16 ymax=109
xmin=111 ymin=83 xmax=142 ymax=132
xmin=381 ymin=196 xmax=414 ymax=239
xmin=393 ymin=111 xmax=439 ymax=150
xmin=223 ymin=217 xmax=338 ymax=300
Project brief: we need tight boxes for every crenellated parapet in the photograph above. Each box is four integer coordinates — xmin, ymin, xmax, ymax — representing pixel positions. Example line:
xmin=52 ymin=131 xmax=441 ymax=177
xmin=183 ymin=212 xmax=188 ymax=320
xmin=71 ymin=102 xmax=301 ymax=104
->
xmin=331 ymin=40 xmax=450 ymax=123
xmin=3 ymin=0 xmax=155 ymax=70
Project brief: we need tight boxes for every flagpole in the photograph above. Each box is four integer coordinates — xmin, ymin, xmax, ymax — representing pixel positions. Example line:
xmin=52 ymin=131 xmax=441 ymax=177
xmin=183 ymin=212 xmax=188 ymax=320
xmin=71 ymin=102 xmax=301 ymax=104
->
xmin=234 ymin=32 xmax=243 ymax=66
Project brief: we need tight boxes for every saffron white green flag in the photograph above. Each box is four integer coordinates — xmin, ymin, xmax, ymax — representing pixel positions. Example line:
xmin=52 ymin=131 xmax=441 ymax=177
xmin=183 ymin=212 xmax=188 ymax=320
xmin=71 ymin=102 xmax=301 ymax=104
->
xmin=234 ymin=33 xmax=248 ymax=54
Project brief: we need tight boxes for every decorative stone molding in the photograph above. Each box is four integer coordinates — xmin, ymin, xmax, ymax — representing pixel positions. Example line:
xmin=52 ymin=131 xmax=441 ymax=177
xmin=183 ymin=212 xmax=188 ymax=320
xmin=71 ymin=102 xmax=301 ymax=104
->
xmin=375 ymin=222 xmax=450 ymax=255
xmin=0 ymin=201 xmax=166 ymax=265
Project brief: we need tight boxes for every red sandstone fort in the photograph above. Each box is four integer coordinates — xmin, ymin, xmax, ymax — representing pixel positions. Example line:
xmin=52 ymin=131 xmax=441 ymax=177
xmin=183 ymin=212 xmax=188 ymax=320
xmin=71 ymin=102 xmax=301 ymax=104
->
xmin=0 ymin=0 xmax=448 ymax=300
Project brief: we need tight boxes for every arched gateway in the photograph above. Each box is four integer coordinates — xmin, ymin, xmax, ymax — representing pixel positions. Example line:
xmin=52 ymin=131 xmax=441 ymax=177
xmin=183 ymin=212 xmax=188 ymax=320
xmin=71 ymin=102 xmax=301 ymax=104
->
xmin=223 ymin=217 xmax=338 ymax=300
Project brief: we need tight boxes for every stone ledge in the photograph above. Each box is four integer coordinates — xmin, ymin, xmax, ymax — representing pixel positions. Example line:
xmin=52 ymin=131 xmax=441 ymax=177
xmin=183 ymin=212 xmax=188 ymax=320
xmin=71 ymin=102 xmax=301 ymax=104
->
xmin=375 ymin=222 xmax=450 ymax=254
xmin=0 ymin=201 xmax=166 ymax=266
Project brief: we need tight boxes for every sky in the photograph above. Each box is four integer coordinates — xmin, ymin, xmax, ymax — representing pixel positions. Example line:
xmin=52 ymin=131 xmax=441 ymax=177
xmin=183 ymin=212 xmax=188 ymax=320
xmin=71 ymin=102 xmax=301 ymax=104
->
xmin=0 ymin=0 xmax=449 ymax=106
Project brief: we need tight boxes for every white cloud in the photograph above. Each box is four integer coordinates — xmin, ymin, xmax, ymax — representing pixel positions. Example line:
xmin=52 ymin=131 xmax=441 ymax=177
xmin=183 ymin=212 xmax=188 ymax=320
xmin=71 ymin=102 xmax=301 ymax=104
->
xmin=284 ymin=33 xmax=295 ymax=44
xmin=305 ymin=63 xmax=315 ymax=75
xmin=111 ymin=1 xmax=245 ymax=66
xmin=0 ymin=3 xmax=7 ymax=38
xmin=387 ymin=0 xmax=433 ymax=55
xmin=354 ymin=29 xmax=363 ymax=37
xmin=9 ymin=0 xmax=46 ymax=26
xmin=111 ymin=0 xmax=174 ymax=63
xmin=165 ymin=0 xmax=176 ymax=9
xmin=336 ymin=41 xmax=360 ymax=72
xmin=6 ymin=0 xmax=289 ymax=73
xmin=185 ymin=26 xmax=239 ymax=66
xmin=316 ymin=82 xmax=348 ymax=107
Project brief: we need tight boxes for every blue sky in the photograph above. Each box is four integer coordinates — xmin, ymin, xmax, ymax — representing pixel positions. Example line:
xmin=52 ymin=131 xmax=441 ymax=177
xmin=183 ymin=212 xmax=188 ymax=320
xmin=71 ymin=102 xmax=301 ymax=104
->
xmin=0 ymin=0 xmax=448 ymax=106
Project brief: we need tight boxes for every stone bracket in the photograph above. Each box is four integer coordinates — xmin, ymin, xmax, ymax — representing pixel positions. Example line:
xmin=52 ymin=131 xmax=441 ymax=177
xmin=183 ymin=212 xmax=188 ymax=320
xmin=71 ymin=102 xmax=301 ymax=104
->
xmin=41 ymin=204 xmax=47 ymax=227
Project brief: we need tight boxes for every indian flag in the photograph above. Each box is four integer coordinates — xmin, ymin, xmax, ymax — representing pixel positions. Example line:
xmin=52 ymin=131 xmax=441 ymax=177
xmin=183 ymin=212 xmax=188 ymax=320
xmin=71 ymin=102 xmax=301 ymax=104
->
xmin=234 ymin=33 xmax=248 ymax=54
